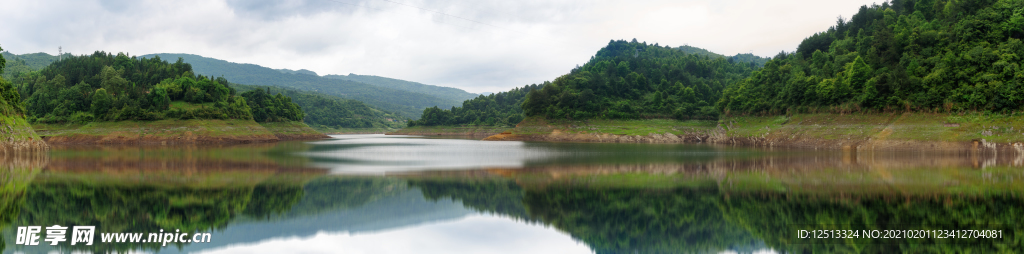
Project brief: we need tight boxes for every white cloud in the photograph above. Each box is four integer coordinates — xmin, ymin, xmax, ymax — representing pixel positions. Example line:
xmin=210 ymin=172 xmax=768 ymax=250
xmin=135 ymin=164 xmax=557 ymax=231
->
xmin=0 ymin=0 xmax=879 ymax=94
xmin=196 ymin=214 xmax=594 ymax=254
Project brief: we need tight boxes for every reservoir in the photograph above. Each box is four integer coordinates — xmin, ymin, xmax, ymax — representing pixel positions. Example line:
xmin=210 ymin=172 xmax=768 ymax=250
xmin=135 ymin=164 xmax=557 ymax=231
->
xmin=2 ymin=135 xmax=1021 ymax=253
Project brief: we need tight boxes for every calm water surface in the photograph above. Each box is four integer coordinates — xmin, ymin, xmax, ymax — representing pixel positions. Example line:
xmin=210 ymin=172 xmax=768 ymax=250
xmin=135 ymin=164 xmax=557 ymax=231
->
xmin=2 ymin=134 xmax=1022 ymax=253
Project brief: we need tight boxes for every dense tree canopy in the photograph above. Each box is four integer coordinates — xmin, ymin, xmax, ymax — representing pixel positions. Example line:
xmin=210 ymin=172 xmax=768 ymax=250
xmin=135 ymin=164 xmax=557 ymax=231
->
xmin=676 ymin=45 xmax=771 ymax=68
xmin=142 ymin=53 xmax=474 ymax=120
xmin=232 ymin=84 xmax=405 ymax=129
xmin=408 ymin=84 xmax=541 ymax=127
xmin=0 ymin=46 xmax=27 ymax=117
xmin=522 ymin=39 xmax=762 ymax=120
xmin=324 ymin=73 xmax=478 ymax=104
xmin=7 ymin=51 xmax=305 ymax=124
xmin=718 ymin=0 xmax=1024 ymax=115
xmin=0 ymin=52 xmax=64 ymax=80
xmin=241 ymin=88 xmax=303 ymax=123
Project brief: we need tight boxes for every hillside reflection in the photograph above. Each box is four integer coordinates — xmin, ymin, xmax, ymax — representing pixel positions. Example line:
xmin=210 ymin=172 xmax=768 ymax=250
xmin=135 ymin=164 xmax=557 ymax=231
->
xmin=2 ymin=139 xmax=1023 ymax=253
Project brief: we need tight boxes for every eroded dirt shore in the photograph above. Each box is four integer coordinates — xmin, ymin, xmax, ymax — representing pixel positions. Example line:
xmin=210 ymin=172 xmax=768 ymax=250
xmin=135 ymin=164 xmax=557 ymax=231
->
xmin=43 ymin=133 xmax=281 ymax=145
xmin=484 ymin=131 xmax=1015 ymax=152
xmin=483 ymin=114 xmax=1024 ymax=153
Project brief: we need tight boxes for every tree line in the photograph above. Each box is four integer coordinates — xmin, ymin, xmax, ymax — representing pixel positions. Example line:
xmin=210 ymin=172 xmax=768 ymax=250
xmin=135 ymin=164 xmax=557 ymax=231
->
xmin=408 ymin=84 xmax=542 ymax=127
xmin=521 ymin=39 xmax=761 ymax=120
xmin=718 ymin=0 xmax=1024 ymax=115
xmin=142 ymin=53 xmax=470 ymax=120
xmin=412 ymin=40 xmax=764 ymax=126
xmin=437 ymin=0 xmax=1023 ymax=125
xmin=0 ymin=45 xmax=27 ymax=117
xmin=8 ymin=51 xmax=302 ymax=124
xmin=231 ymin=84 xmax=406 ymax=129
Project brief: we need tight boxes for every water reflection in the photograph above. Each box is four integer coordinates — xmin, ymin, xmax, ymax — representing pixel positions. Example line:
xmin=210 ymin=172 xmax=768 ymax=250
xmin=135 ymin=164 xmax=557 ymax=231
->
xmin=1 ymin=135 xmax=1023 ymax=253
xmin=302 ymin=135 xmax=559 ymax=173
xmin=1 ymin=152 xmax=47 ymax=253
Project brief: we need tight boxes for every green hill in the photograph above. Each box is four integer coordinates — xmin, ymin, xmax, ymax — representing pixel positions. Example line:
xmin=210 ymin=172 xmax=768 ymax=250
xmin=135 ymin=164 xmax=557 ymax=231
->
xmin=231 ymin=83 xmax=405 ymax=132
xmin=11 ymin=52 xmax=258 ymax=124
xmin=324 ymin=73 xmax=479 ymax=104
xmin=0 ymin=47 xmax=48 ymax=150
xmin=718 ymin=0 xmax=1024 ymax=115
xmin=520 ymin=39 xmax=761 ymax=121
xmin=409 ymin=42 xmax=767 ymax=129
xmin=407 ymin=84 xmax=542 ymax=127
xmin=140 ymin=53 xmax=465 ymax=119
xmin=275 ymin=68 xmax=318 ymax=76
xmin=0 ymin=52 xmax=71 ymax=80
xmin=1 ymin=52 xmax=61 ymax=70
xmin=677 ymin=45 xmax=770 ymax=68
xmin=7 ymin=51 xmax=322 ymax=143
xmin=676 ymin=45 xmax=723 ymax=58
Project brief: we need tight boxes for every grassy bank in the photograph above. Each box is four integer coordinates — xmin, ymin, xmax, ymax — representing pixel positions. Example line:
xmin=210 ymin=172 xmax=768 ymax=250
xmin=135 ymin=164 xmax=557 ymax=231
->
xmin=722 ymin=113 xmax=1024 ymax=145
xmin=490 ymin=113 xmax=1024 ymax=150
xmin=34 ymin=119 xmax=281 ymax=144
xmin=0 ymin=115 xmax=48 ymax=151
xmin=1 ymin=115 xmax=43 ymax=143
xmin=258 ymin=121 xmax=330 ymax=140
xmin=387 ymin=125 xmax=512 ymax=136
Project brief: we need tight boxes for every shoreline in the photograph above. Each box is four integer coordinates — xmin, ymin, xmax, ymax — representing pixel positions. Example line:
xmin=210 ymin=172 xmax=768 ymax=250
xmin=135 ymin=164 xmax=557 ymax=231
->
xmin=258 ymin=121 xmax=331 ymax=141
xmin=36 ymin=119 xmax=328 ymax=145
xmin=482 ymin=113 xmax=1024 ymax=153
xmin=386 ymin=126 xmax=510 ymax=137
xmin=1 ymin=115 xmax=49 ymax=152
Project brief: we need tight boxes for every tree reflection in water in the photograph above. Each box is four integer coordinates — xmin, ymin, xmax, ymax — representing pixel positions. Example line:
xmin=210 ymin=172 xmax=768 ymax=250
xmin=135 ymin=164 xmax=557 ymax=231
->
xmin=3 ymin=143 xmax=1024 ymax=253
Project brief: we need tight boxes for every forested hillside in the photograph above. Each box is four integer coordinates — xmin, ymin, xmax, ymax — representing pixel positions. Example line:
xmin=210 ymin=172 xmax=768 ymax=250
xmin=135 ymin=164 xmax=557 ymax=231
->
xmin=9 ymin=52 xmax=300 ymax=124
xmin=0 ymin=49 xmax=26 ymax=117
xmin=676 ymin=45 xmax=771 ymax=68
xmin=0 ymin=52 xmax=68 ymax=80
xmin=408 ymin=84 xmax=542 ymax=127
xmin=232 ymin=84 xmax=405 ymax=130
xmin=324 ymin=73 xmax=479 ymax=103
xmin=275 ymin=68 xmax=318 ymax=76
xmin=522 ymin=39 xmax=762 ymax=120
xmin=718 ymin=0 xmax=1024 ymax=115
xmin=141 ymin=53 xmax=465 ymax=119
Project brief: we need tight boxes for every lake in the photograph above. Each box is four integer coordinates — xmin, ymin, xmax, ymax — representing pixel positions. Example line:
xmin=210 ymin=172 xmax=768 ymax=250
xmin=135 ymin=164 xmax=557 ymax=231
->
xmin=2 ymin=134 xmax=1021 ymax=253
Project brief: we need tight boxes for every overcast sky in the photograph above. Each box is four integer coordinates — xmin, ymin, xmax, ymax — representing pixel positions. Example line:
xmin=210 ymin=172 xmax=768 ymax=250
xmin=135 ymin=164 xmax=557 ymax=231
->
xmin=1 ymin=0 xmax=878 ymax=94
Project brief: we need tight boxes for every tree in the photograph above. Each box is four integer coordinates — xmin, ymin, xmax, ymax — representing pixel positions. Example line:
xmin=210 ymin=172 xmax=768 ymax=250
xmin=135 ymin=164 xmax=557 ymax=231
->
xmin=240 ymin=88 xmax=304 ymax=123
xmin=99 ymin=66 xmax=129 ymax=95
xmin=90 ymin=88 xmax=113 ymax=119
xmin=149 ymin=87 xmax=171 ymax=111
xmin=0 ymin=44 xmax=6 ymax=71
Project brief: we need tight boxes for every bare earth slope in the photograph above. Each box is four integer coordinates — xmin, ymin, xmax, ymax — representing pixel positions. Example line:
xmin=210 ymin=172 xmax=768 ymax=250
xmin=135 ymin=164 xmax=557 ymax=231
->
xmin=485 ymin=113 xmax=1024 ymax=152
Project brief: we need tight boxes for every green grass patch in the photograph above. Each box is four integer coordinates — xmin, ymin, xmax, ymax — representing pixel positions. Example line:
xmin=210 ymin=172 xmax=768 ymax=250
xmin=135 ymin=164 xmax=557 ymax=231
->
xmin=1 ymin=115 xmax=43 ymax=143
xmin=512 ymin=117 xmax=717 ymax=136
xmin=512 ymin=113 xmax=1024 ymax=144
xmin=35 ymin=119 xmax=276 ymax=139
xmin=259 ymin=121 xmax=323 ymax=136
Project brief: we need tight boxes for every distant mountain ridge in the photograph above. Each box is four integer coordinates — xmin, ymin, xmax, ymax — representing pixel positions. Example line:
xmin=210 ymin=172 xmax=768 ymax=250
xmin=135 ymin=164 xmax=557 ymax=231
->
xmin=324 ymin=73 xmax=478 ymax=104
xmin=139 ymin=53 xmax=472 ymax=119
xmin=1 ymin=51 xmax=69 ymax=80
xmin=275 ymin=68 xmax=319 ymax=76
